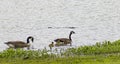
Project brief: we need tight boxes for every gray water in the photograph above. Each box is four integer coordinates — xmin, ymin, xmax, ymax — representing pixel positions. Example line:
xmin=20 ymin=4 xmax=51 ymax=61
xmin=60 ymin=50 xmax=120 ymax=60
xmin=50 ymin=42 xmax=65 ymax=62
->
xmin=0 ymin=0 xmax=120 ymax=51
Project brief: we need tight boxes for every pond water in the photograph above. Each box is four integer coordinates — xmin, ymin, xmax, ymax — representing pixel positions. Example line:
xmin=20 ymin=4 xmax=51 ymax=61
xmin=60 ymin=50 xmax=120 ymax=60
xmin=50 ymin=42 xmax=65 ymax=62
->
xmin=0 ymin=0 xmax=120 ymax=51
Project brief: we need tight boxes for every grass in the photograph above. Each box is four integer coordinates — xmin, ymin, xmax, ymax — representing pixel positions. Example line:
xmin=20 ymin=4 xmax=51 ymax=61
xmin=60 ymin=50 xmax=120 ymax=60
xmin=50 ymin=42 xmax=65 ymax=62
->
xmin=1 ymin=55 xmax=120 ymax=64
xmin=0 ymin=48 xmax=56 ymax=59
xmin=1 ymin=40 xmax=120 ymax=64
xmin=64 ymin=40 xmax=120 ymax=55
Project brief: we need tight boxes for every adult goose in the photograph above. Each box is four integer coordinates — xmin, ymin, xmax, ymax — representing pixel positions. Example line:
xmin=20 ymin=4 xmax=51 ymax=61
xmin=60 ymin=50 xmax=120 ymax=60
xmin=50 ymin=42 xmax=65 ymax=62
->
xmin=54 ymin=31 xmax=75 ymax=46
xmin=5 ymin=36 xmax=34 ymax=49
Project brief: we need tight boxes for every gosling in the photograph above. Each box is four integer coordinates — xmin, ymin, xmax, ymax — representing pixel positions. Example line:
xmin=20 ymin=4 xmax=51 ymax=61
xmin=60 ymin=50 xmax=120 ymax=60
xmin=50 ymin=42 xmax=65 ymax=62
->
xmin=49 ymin=42 xmax=54 ymax=50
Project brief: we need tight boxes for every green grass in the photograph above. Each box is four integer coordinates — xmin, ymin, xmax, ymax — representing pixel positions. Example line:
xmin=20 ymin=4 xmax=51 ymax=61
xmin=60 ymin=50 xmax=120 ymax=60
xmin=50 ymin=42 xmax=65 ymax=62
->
xmin=0 ymin=48 xmax=56 ymax=59
xmin=1 ymin=55 xmax=120 ymax=64
xmin=64 ymin=40 xmax=120 ymax=55
xmin=1 ymin=40 xmax=120 ymax=64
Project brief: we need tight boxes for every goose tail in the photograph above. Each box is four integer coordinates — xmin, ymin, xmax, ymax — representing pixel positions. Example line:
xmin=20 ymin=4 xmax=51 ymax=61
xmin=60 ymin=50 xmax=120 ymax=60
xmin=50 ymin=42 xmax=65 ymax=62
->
xmin=4 ymin=42 xmax=9 ymax=44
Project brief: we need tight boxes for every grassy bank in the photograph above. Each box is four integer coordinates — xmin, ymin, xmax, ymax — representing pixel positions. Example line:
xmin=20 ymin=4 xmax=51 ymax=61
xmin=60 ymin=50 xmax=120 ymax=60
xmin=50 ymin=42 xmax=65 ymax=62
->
xmin=1 ymin=40 xmax=120 ymax=64
xmin=64 ymin=40 xmax=120 ymax=55
xmin=1 ymin=54 xmax=120 ymax=64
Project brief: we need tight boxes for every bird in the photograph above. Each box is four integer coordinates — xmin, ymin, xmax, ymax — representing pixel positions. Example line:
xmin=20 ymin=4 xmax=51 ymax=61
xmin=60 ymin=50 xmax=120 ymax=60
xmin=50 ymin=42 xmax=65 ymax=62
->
xmin=54 ymin=31 xmax=75 ymax=46
xmin=49 ymin=42 xmax=54 ymax=50
xmin=5 ymin=36 xmax=34 ymax=49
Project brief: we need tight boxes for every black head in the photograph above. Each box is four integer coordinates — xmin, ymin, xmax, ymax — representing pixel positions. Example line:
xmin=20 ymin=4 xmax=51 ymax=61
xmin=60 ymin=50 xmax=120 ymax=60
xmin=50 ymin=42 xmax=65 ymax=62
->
xmin=70 ymin=31 xmax=75 ymax=34
xmin=52 ymin=42 xmax=54 ymax=44
xmin=27 ymin=36 xmax=34 ymax=43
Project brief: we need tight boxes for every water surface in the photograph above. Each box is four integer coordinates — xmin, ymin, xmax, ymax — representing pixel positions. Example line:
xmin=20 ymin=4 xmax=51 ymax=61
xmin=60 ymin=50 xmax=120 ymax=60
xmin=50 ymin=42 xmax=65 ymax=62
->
xmin=0 ymin=0 xmax=120 ymax=51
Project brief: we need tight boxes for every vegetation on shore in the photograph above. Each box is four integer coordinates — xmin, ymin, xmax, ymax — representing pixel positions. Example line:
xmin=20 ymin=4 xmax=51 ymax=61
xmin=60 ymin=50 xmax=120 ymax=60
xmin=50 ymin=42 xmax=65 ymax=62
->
xmin=64 ymin=40 xmax=120 ymax=55
xmin=1 ymin=40 xmax=120 ymax=64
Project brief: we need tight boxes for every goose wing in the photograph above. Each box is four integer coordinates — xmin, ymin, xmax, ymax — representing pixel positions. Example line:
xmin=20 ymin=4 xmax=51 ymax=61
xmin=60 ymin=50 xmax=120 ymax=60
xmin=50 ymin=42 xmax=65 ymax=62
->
xmin=54 ymin=38 xmax=70 ymax=42
xmin=5 ymin=41 xmax=29 ymax=48
xmin=5 ymin=41 xmax=26 ymax=45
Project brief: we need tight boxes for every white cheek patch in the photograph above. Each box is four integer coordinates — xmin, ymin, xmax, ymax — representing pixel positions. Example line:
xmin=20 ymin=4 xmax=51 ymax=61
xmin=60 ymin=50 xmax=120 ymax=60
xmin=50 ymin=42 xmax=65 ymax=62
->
xmin=8 ymin=44 xmax=15 ymax=48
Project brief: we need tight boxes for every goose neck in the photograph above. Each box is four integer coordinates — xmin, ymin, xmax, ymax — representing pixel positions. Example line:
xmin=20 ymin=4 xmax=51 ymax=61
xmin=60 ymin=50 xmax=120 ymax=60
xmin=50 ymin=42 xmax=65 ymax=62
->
xmin=69 ymin=32 xmax=72 ymax=41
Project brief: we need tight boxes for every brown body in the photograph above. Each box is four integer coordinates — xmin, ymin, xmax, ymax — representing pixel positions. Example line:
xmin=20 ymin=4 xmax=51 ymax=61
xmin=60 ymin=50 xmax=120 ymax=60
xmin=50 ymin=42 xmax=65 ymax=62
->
xmin=55 ymin=42 xmax=67 ymax=46
xmin=5 ymin=36 xmax=34 ymax=49
xmin=54 ymin=31 xmax=75 ymax=46
xmin=49 ymin=42 xmax=54 ymax=50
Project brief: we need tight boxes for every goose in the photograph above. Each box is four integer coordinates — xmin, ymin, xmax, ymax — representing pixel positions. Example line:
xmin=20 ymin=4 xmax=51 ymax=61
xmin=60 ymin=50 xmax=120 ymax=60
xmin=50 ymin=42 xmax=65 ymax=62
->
xmin=49 ymin=42 xmax=54 ymax=50
xmin=5 ymin=36 xmax=34 ymax=49
xmin=54 ymin=31 xmax=75 ymax=46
